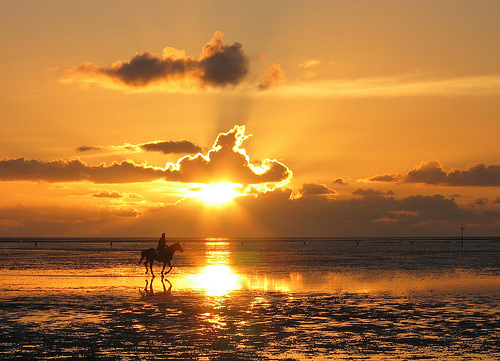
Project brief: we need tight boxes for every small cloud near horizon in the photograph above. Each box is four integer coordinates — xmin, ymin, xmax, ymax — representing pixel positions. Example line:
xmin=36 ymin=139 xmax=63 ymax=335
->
xmin=92 ymin=190 xmax=124 ymax=198
xmin=352 ymin=188 xmax=394 ymax=197
xmin=258 ymin=63 xmax=286 ymax=90
xmin=298 ymin=183 xmax=336 ymax=197
xmin=77 ymin=146 xmax=103 ymax=152
xmin=333 ymin=177 xmax=348 ymax=186
xmin=77 ymin=140 xmax=202 ymax=155
xmin=91 ymin=190 xmax=142 ymax=199
xmin=361 ymin=159 xmax=500 ymax=187
xmin=299 ymin=59 xmax=322 ymax=68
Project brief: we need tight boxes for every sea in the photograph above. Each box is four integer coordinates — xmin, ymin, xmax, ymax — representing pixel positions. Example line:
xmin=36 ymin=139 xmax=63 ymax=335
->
xmin=0 ymin=237 xmax=498 ymax=360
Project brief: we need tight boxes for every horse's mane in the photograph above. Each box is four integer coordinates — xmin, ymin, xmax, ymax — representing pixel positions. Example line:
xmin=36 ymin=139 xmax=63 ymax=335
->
xmin=166 ymin=242 xmax=181 ymax=253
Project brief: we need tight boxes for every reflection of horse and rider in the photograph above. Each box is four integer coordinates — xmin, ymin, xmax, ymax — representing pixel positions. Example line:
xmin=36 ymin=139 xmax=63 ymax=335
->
xmin=142 ymin=276 xmax=172 ymax=297
xmin=139 ymin=233 xmax=184 ymax=277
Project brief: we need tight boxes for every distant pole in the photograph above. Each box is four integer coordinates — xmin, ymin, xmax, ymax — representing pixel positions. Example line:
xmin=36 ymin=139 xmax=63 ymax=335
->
xmin=461 ymin=227 xmax=464 ymax=251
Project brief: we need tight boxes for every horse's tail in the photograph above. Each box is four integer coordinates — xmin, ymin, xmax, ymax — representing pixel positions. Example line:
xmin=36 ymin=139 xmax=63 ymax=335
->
xmin=139 ymin=250 xmax=145 ymax=265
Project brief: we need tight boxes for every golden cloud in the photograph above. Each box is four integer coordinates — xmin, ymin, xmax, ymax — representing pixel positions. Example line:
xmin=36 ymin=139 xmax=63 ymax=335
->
xmin=299 ymin=59 xmax=322 ymax=68
xmin=258 ymin=63 xmax=286 ymax=90
xmin=0 ymin=126 xmax=292 ymax=186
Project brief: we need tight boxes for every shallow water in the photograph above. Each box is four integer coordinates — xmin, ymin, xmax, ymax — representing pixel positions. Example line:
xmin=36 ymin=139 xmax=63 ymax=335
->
xmin=0 ymin=238 xmax=499 ymax=360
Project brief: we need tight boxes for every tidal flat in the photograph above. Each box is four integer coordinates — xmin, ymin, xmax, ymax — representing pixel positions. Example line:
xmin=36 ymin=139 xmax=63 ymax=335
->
xmin=1 ymin=238 xmax=498 ymax=360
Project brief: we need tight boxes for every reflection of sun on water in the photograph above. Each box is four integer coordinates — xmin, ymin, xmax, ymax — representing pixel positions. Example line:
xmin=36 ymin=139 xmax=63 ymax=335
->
xmin=205 ymin=241 xmax=230 ymax=265
xmin=180 ymin=241 xmax=297 ymax=295
xmin=192 ymin=265 xmax=240 ymax=296
xmin=186 ymin=241 xmax=241 ymax=296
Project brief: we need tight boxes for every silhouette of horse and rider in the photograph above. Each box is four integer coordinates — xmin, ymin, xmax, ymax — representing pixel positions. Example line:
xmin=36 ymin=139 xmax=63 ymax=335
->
xmin=139 ymin=233 xmax=184 ymax=277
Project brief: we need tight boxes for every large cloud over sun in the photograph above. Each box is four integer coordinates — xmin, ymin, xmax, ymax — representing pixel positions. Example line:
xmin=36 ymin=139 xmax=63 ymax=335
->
xmin=166 ymin=125 xmax=291 ymax=184
xmin=362 ymin=159 xmax=500 ymax=187
xmin=58 ymin=31 xmax=251 ymax=92
xmin=0 ymin=126 xmax=292 ymax=185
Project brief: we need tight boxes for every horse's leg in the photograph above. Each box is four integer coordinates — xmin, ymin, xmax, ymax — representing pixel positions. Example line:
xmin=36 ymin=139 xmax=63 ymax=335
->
xmin=144 ymin=259 xmax=149 ymax=274
xmin=139 ymin=253 xmax=145 ymax=265
xmin=161 ymin=262 xmax=166 ymax=275
xmin=164 ymin=261 xmax=172 ymax=274
xmin=149 ymin=260 xmax=155 ymax=278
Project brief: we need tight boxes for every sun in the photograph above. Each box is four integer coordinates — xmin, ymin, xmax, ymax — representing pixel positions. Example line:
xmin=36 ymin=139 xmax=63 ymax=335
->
xmin=193 ymin=183 xmax=243 ymax=205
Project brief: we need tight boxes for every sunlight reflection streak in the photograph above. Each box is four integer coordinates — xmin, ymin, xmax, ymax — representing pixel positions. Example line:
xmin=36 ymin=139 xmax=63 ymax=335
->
xmin=189 ymin=265 xmax=240 ymax=296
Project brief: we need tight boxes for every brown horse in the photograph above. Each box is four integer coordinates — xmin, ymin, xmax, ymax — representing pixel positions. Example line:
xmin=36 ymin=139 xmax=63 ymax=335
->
xmin=139 ymin=242 xmax=184 ymax=277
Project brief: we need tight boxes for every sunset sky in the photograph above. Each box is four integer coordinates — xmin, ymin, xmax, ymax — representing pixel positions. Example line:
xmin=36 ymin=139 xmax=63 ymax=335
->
xmin=1 ymin=1 xmax=499 ymax=237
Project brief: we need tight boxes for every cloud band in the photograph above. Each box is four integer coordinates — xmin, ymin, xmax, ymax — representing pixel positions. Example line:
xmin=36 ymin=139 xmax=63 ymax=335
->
xmin=0 ymin=126 xmax=292 ymax=186
xmin=362 ymin=160 xmax=500 ymax=187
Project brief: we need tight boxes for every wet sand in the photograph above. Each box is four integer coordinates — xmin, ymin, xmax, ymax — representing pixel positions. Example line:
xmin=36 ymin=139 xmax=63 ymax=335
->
xmin=1 ymin=239 xmax=499 ymax=360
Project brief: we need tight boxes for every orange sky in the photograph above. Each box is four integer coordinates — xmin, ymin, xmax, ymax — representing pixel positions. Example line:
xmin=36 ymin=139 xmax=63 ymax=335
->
xmin=1 ymin=1 xmax=499 ymax=237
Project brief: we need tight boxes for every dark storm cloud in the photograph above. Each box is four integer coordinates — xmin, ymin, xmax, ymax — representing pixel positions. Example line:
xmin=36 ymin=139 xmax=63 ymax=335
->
xmin=59 ymin=32 xmax=251 ymax=92
xmin=0 ymin=126 xmax=292 ymax=185
xmin=363 ymin=159 xmax=500 ymax=186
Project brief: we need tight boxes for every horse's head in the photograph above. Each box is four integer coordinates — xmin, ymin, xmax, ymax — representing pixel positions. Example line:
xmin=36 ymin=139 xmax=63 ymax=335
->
xmin=172 ymin=242 xmax=184 ymax=253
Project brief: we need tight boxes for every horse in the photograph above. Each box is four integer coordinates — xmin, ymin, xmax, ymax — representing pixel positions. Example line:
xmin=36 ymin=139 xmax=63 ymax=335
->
xmin=139 ymin=242 xmax=184 ymax=277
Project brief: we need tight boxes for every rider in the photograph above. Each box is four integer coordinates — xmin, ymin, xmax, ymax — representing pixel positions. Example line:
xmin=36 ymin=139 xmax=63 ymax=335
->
xmin=157 ymin=233 xmax=168 ymax=259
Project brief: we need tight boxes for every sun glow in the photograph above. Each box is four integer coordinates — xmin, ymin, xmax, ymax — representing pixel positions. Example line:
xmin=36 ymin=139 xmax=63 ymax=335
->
xmin=193 ymin=183 xmax=243 ymax=205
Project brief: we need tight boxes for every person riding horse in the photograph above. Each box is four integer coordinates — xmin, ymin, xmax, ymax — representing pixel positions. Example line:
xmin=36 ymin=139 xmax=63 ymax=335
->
xmin=157 ymin=233 xmax=167 ymax=259
xmin=140 ymin=236 xmax=184 ymax=276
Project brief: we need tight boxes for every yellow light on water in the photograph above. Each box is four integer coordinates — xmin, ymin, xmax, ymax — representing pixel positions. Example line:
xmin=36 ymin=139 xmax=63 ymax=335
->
xmin=191 ymin=265 xmax=240 ymax=296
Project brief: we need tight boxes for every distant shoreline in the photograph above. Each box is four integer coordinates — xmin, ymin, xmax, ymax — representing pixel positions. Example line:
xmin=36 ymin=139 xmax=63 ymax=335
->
xmin=0 ymin=236 xmax=499 ymax=243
